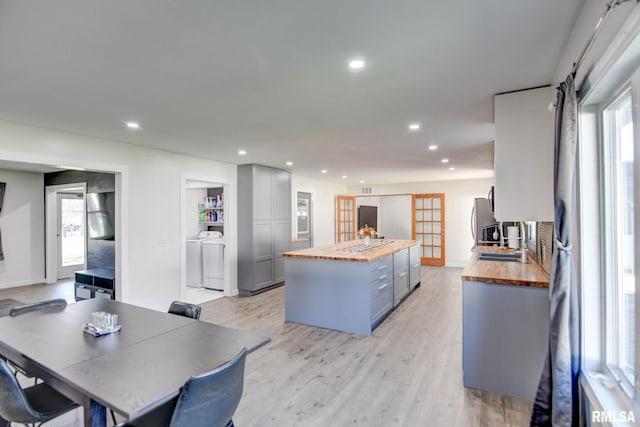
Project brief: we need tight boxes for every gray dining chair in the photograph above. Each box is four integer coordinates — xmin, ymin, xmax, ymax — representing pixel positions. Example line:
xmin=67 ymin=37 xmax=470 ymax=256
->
xmin=7 ymin=299 xmax=68 ymax=385
xmin=9 ymin=299 xmax=67 ymax=317
xmin=167 ymin=301 xmax=201 ymax=320
xmin=116 ymin=347 xmax=247 ymax=427
xmin=0 ymin=359 xmax=78 ymax=426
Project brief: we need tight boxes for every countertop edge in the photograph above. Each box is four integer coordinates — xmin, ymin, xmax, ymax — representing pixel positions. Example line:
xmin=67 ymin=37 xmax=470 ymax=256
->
xmin=282 ymin=239 xmax=420 ymax=263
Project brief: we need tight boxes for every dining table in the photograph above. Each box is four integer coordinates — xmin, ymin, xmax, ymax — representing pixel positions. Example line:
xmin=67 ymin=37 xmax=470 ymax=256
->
xmin=0 ymin=298 xmax=270 ymax=427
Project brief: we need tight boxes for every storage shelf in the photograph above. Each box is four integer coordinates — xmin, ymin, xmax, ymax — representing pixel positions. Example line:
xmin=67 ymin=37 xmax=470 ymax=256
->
xmin=199 ymin=207 xmax=224 ymax=210
xmin=201 ymin=222 xmax=224 ymax=225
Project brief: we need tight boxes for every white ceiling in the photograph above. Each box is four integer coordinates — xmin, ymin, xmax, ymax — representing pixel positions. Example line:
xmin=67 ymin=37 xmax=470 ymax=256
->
xmin=0 ymin=0 xmax=584 ymax=184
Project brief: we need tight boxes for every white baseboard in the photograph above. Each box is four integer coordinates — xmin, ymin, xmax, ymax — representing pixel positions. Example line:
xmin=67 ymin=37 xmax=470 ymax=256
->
xmin=0 ymin=277 xmax=47 ymax=290
xmin=445 ymin=261 xmax=467 ymax=268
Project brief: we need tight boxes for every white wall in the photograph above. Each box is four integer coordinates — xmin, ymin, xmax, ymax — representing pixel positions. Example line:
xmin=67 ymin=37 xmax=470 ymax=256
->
xmin=0 ymin=169 xmax=45 ymax=288
xmin=348 ymin=178 xmax=494 ymax=267
xmin=292 ymin=175 xmax=346 ymax=247
xmin=0 ymin=120 xmax=237 ymax=311
xmin=356 ymin=195 xmax=412 ymax=239
xmin=553 ymin=0 xmax=639 ymax=85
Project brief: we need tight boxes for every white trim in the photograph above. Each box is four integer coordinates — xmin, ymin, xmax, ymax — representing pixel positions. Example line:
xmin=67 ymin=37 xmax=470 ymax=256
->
xmin=180 ymin=173 xmax=237 ymax=301
xmin=0 ymin=278 xmax=47 ymax=290
xmin=45 ymin=183 xmax=87 ymax=282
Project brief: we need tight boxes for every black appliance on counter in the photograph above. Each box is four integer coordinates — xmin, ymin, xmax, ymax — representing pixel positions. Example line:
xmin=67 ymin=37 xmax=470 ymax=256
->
xmin=471 ymin=198 xmax=500 ymax=247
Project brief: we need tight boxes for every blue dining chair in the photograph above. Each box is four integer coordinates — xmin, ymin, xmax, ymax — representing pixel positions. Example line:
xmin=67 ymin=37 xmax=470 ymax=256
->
xmin=117 ymin=348 xmax=247 ymax=427
xmin=167 ymin=301 xmax=201 ymax=320
xmin=0 ymin=359 xmax=78 ymax=426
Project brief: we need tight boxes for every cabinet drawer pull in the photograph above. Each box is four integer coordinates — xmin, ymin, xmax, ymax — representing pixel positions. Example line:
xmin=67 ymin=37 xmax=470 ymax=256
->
xmin=378 ymin=274 xmax=388 ymax=281
xmin=413 ymin=263 xmax=420 ymax=268
xmin=399 ymin=272 xmax=407 ymax=277
xmin=378 ymin=283 xmax=389 ymax=291
xmin=378 ymin=265 xmax=388 ymax=271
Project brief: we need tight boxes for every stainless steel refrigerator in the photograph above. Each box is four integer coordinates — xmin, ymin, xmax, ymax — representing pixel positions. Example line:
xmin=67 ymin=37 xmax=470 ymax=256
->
xmin=471 ymin=198 xmax=499 ymax=247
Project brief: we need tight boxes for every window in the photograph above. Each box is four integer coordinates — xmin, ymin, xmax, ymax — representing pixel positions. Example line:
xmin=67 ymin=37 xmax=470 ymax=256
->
xmin=602 ymin=90 xmax=636 ymax=393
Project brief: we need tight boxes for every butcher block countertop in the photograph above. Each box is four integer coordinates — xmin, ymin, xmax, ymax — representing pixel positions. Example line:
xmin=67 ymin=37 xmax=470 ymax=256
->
xmin=461 ymin=247 xmax=550 ymax=288
xmin=282 ymin=239 xmax=419 ymax=262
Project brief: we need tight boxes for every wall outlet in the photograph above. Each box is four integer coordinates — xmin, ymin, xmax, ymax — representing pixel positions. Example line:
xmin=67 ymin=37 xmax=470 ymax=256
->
xmin=158 ymin=233 xmax=168 ymax=244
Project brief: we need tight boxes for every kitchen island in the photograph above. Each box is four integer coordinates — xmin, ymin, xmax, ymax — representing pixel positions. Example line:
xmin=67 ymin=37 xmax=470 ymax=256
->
xmin=282 ymin=239 xmax=420 ymax=335
xmin=461 ymin=247 xmax=549 ymax=400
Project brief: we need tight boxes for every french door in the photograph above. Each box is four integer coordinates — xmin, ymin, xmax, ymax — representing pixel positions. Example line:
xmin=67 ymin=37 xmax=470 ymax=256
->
xmin=336 ymin=195 xmax=356 ymax=242
xmin=412 ymin=194 xmax=445 ymax=266
xmin=57 ymin=192 xmax=86 ymax=278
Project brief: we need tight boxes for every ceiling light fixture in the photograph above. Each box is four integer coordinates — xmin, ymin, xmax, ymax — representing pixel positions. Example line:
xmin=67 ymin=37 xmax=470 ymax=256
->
xmin=428 ymin=145 xmax=438 ymax=150
xmin=321 ymin=169 xmax=327 ymax=174
xmin=359 ymin=180 xmax=365 ymax=184
xmin=441 ymin=158 xmax=449 ymax=163
xmin=449 ymin=167 xmax=456 ymax=171
xmin=238 ymin=149 xmax=247 ymax=156
xmin=286 ymin=161 xmax=293 ymax=166
xmin=408 ymin=123 xmax=421 ymax=131
xmin=342 ymin=175 xmax=347 ymax=179
xmin=347 ymin=57 xmax=366 ymax=71
xmin=125 ymin=121 xmax=141 ymax=130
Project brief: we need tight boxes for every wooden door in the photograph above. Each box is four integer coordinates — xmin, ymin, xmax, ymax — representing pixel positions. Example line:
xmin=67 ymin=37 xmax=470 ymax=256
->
xmin=336 ymin=195 xmax=356 ymax=242
xmin=412 ymin=194 xmax=445 ymax=266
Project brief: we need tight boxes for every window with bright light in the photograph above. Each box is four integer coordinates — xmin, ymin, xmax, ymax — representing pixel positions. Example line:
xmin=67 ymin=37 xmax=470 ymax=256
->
xmin=602 ymin=89 xmax=635 ymax=393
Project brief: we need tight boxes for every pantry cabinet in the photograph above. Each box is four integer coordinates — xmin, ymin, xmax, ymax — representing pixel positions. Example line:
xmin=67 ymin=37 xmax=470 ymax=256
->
xmin=238 ymin=164 xmax=292 ymax=295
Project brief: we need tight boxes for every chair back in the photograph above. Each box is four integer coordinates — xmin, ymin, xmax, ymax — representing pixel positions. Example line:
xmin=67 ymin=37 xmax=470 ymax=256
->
xmin=9 ymin=299 xmax=67 ymax=317
xmin=0 ymin=359 xmax=40 ymax=423
xmin=168 ymin=301 xmax=201 ymax=320
xmin=170 ymin=348 xmax=247 ymax=427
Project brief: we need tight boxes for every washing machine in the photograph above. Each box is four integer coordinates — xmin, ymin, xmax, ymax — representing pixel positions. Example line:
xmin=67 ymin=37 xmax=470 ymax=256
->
xmin=186 ymin=231 xmax=224 ymax=288
xmin=202 ymin=232 xmax=225 ymax=290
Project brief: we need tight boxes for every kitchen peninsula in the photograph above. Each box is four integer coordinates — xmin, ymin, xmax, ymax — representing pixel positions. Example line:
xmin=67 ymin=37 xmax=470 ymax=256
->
xmin=461 ymin=247 xmax=550 ymax=400
xmin=283 ymin=239 xmax=420 ymax=335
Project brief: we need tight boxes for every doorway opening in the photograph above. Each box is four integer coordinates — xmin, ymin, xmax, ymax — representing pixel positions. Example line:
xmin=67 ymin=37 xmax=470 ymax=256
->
xmin=45 ymin=183 xmax=87 ymax=282
xmin=182 ymin=177 xmax=232 ymax=304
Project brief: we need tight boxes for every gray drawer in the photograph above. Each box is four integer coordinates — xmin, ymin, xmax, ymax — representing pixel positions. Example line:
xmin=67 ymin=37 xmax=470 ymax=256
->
xmin=393 ymin=249 xmax=409 ymax=272
xmin=368 ymin=255 xmax=392 ymax=276
xmin=371 ymin=279 xmax=393 ymax=323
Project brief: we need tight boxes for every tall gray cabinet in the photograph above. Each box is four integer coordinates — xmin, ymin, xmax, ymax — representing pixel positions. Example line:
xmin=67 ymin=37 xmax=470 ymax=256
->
xmin=238 ymin=164 xmax=292 ymax=295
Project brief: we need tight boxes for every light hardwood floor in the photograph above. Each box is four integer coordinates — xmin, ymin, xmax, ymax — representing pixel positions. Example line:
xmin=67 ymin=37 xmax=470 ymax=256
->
xmin=0 ymin=267 xmax=533 ymax=426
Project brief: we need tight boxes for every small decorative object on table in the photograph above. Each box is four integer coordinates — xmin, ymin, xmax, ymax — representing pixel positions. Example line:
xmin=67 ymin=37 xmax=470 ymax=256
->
xmin=83 ymin=311 xmax=121 ymax=336
xmin=358 ymin=224 xmax=377 ymax=245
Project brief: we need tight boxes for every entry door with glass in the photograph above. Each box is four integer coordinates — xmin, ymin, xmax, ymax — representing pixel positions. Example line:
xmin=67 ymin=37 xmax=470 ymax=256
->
xmin=57 ymin=193 xmax=86 ymax=279
xmin=336 ymin=195 xmax=356 ymax=242
xmin=412 ymin=194 xmax=445 ymax=266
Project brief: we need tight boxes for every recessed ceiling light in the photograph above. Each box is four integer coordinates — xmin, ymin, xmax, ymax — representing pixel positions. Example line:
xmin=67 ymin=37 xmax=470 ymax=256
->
xmin=342 ymin=175 xmax=347 ymax=179
xmin=238 ymin=149 xmax=247 ymax=156
xmin=321 ymin=169 xmax=327 ymax=174
xmin=286 ymin=161 xmax=293 ymax=166
xmin=428 ymin=145 xmax=438 ymax=150
xmin=449 ymin=167 xmax=456 ymax=171
xmin=408 ymin=123 xmax=421 ymax=131
xmin=359 ymin=180 xmax=365 ymax=184
xmin=441 ymin=158 xmax=449 ymax=163
xmin=125 ymin=121 xmax=141 ymax=130
xmin=347 ymin=57 xmax=366 ymax=71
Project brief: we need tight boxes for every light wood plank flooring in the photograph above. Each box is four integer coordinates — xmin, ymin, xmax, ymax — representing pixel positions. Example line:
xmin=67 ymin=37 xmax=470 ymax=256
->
xmin=0 ymin=267 xmax=533 ymax=426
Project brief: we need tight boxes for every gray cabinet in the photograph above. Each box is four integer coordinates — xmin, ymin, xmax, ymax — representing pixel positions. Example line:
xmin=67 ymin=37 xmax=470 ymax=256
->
xmin=238 ymin=164 xmax=291 ymax=295
xmin=74 ymin=268 xmax=115 ymax=301
xmin=393 ymin=248 xmax=410 ymax=306
xmin=409 ymin=243 xmax=420 ymax=290
xmin=370 ymin=256 xmax=393 ymax=326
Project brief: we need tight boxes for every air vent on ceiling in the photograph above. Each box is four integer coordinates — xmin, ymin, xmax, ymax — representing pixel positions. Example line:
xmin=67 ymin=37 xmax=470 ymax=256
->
xmin=361 ymin=186 xmax=372 ymax=194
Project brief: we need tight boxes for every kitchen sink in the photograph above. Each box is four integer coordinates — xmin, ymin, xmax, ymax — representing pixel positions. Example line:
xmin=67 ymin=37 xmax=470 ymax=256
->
xmin=477 ymin=252 xmax=523 ymax=262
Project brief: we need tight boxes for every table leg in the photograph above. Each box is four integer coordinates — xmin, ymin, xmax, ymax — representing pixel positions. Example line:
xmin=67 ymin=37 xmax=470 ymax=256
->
xmin=89 ymin=399 xmax=107 ymax=427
